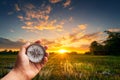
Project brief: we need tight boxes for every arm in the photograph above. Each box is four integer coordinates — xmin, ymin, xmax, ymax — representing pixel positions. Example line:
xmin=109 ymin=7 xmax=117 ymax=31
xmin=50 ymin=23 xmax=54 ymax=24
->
xmin=1 ymin=41 xmax=48 ymax=80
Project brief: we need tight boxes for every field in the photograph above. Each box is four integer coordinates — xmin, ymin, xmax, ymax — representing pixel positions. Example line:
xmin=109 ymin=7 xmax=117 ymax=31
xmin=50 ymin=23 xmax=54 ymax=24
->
xmin=0 ymin=53 xmax=120 ymax=80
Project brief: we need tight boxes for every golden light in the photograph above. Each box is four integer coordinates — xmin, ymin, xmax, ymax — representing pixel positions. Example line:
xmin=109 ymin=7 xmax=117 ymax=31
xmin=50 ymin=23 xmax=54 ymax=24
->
xmin=58 ymin=49 xmax=68 ymax=54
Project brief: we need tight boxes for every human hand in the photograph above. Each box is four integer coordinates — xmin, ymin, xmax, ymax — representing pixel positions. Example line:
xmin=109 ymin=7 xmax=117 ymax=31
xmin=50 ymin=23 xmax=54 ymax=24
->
xmin=1 ymin=41 xmax=49 ymax=80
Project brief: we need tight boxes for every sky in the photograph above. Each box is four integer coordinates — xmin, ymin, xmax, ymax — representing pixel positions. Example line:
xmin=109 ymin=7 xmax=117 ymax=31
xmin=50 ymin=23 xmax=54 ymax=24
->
xmin=0 ymin=0 xmax=120 ymax=53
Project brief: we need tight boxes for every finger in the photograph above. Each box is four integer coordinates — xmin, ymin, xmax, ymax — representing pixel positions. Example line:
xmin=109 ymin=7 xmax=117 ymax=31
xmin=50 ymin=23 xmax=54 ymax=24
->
xmin=45 ymin=52 xmax=49 ymax=57
xmin=19 ymin=42 xmax=30 ymax=55
xmin=35 ymin=40 xmax=41 ymax=44
xmin=44 ymin=45 xmax=48 ymax=50
xmin=43 ymin=57 xmax=48 ymax=63
xmin=40 ymin=57 xmax=48 ymax=67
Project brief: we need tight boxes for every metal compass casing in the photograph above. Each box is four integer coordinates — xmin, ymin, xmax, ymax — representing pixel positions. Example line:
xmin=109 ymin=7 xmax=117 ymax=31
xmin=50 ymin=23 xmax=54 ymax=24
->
xmin=26 ymin=43 xmax=45 ymax=63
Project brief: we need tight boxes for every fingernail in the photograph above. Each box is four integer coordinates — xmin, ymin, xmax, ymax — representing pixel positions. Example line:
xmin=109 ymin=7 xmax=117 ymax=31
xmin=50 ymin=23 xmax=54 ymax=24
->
xmin=35 ymin=40 xmax=41 ymax=44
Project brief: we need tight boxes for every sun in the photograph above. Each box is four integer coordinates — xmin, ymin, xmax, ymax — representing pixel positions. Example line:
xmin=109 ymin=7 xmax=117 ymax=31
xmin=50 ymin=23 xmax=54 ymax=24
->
xmin=58 ymin=49 xmax=68 ymax=54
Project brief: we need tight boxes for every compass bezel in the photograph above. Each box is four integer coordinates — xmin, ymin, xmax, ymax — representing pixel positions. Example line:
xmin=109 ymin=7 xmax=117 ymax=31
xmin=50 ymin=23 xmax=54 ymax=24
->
xmin=26 ymin=43 xmax=45 ymax=63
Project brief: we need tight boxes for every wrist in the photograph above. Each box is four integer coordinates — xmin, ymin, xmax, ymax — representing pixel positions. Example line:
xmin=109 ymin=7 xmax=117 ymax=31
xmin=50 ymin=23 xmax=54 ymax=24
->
xmin=1 ymin=68 xmax=30 ymax=80
xmin=13 ymin=68 xmax=31 ymax=80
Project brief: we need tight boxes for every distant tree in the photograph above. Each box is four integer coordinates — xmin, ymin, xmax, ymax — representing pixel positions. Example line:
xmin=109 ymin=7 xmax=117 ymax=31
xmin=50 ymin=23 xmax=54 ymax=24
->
xmin=0 ymin=49 xmax=18 ymax=55
xmin=89 ymin=31 xmax=120 ymax=55
xmin=70 ymin=51 xmax=78 ymax=55
xmin=8 ymin=50 xmax=12 ymax=54
xmin=1 ymin=49 xmax=8 ymax=54
xmin=84 ymin=52 xmax=91 ymax=55
xmin=13 ymin=51 xmax=19 ymax=54
xmin=90 ymin=41 xmax=104 ymax=55
xmin=90 ymin=41 xmax=98 ymax=54
xmin=104 ymin=31 xmax=120 ymax=55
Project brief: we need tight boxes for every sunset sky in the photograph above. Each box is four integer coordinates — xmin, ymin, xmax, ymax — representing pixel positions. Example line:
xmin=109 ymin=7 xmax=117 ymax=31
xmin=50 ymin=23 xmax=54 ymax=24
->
xmin=0 ymin=0 xmax=120 ymax=53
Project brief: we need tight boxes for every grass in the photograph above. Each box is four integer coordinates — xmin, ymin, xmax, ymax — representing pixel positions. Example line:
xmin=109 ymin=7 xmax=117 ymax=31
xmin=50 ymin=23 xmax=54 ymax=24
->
xmin=0 ymin=54 xmax=120 ymax=80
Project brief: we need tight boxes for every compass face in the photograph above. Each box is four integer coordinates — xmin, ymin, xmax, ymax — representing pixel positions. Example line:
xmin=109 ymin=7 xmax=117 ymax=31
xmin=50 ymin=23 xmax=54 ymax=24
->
xmin=26 ymin=44 xmax=45 ymax=63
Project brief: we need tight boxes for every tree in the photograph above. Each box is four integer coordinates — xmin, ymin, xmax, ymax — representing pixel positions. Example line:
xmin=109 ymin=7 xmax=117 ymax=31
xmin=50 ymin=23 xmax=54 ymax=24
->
xmin=89 ymin=31 xmax=120 ymax=55
xmin=104 ymin=31 xmax=120 ymax=55
xmin=90 ymin=41 xmax=98 ymax=54
xmin=90 ymin=41 xmax=104 ymax=55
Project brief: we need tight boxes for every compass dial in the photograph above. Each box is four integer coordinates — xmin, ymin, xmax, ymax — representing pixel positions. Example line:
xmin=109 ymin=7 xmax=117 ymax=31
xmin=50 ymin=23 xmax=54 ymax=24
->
xmin=26 ymin=43 xmax=45 ymax=63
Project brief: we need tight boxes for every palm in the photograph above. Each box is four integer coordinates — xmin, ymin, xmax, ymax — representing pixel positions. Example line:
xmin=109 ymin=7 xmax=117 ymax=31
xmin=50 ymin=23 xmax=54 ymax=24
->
xmin=16 ymin=52 xmax=43 ymax=79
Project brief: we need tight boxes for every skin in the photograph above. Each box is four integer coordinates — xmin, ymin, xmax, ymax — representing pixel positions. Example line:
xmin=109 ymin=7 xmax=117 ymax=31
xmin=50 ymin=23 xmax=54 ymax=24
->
xmin=1 ymin=41 xmax=49 ymax=80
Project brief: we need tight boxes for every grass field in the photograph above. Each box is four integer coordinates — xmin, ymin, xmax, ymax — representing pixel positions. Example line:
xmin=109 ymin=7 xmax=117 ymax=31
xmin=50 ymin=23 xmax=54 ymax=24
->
xmin=0 ymin=53 xmax=120 ymax=80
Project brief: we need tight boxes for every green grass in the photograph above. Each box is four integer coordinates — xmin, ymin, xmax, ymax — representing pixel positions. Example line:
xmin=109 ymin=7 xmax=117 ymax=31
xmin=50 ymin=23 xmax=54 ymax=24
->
xmin=0 ymin=54 xmax=120 ymax=80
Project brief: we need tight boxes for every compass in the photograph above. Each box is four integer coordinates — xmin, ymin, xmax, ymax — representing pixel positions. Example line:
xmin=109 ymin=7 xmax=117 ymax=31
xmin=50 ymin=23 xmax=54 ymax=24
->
xmin=26 ymin=43 xmax=45 ymax=63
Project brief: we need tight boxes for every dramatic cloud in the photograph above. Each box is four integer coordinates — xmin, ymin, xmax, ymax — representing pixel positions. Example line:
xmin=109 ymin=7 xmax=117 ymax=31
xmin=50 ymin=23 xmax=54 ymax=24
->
xmin=63 ymin=0 xmax=71 ymax=7
xmin=0 ymin=37 xmax=25 ymax=49
xmin=49 ymin=0 xmax=61 ymax=4
xmin=23 ymin=4 xmax=51 ymax=21
xmin=15 ymin=0 xmax=73 ymax=32
xmin=16 ymin=3 xmax=65 ymax=32
xmin=0 ymin=31 xmax=102 ymax=52
xmin=43 ymin=27 xmax=102 ymax=52
xmin=21 ymin=20 xmax=63 ymax=31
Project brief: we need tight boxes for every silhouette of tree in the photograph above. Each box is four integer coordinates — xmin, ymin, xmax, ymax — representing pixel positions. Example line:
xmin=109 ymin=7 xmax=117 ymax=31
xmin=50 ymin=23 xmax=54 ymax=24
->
xmin=104 ymin=31 xmax=120 ymax=55
xmin=0 ymin=49 xmax=18 ymax=55
xmin=89 ymin=31 xmax=120 ymax=55
xmin=90 ymin=41 xmax=104 ymax=55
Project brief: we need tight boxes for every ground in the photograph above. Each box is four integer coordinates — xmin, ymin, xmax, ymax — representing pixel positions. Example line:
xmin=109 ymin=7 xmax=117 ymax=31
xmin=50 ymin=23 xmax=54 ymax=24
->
xmin=0 ymin=53 xmax=120 ymax=80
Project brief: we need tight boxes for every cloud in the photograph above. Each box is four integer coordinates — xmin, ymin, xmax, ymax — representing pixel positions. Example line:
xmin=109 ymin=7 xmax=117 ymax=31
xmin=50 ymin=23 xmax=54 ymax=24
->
xmin=17 ymin=15 xmax=24 ymax=21
xmin=16 ymin=0 xmax=73 ymax=32
xmin=78 ymin=24 xmax=87 ymax=30
xmin=17 ymin=39 xmax=26 ymax=43
xmin=16 ymin=3 xmax=64 ymax=32
xmin=8 ymin=11 xmax=14 ymax=15
xmin=22 ymin=20 xmax=63 ymax=31
xmin=80 ymin=32 xmax=102 ymax=41
xmin=69 ymin=17 xmax=73 ymax=22
xmin=10 ymin=29 xmax=14 ymax=33
xmin=63 ymin=0 xmax=71 ymax=7
xmin=41 ymin=38 xmax=55 ymax=45
xmin=0 ymin=37 xmax=25 ymax=49
xmin=53 ymin=30 xmax=102 ymax=51
xmin=15 ymin=4 xmax=20 ymax=11
xmin=50 ymin=28 xmax=100 ymax=49
xmin=69 ymin=7 xmax=73 ymax=10
xmin=24 ymin=5 xmax=51 ymax=21
xmin=108 ymin=28 xmax=120 ymax=32
xmin=49 ymin=0 xmax=61 ymax=4
xmin=24 ymin=3 xmax=35 ymax=9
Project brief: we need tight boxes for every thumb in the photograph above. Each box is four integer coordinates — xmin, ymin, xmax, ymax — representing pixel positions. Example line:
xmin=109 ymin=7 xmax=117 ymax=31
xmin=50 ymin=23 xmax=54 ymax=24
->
xmin=19 ymin=42 xmax=30 ymax=55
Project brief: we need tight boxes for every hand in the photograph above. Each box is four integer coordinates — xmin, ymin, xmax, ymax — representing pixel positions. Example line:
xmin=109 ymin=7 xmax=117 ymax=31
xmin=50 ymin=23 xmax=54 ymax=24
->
xmin=1 ymin=41 xmax=49 ymax=80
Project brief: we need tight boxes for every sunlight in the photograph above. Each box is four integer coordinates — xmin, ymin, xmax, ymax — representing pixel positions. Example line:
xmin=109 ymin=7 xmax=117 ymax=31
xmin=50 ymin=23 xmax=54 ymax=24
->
xmin=58 ymin=49 xmax=68 ymax=54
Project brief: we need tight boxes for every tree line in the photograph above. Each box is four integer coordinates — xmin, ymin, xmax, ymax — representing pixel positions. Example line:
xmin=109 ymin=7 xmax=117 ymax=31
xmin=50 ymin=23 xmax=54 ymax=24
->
xmin=0 ymin=49 xmax=18 ymax=55
xmin=86 ymin=31 xmax=120 ymax=55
